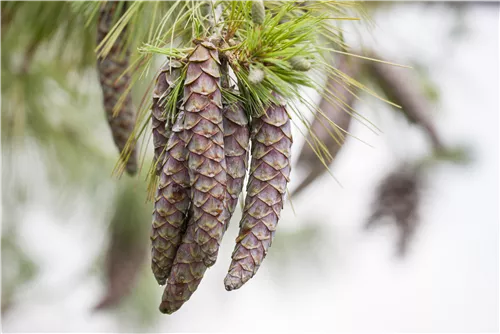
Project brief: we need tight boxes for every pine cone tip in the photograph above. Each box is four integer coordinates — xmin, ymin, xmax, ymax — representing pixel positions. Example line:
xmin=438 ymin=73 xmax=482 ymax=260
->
xmin=203 ymin=257 xmax=216 ymax=267
xmin=159 ymin=301 xmax=180 ymax=315
xmin=224 ymin=274 xmax=243 ymax=291
xmin=125 ymin=161 xmax=138 ymax=175
xmin=154 ymin=274 xmax=167 ymax=286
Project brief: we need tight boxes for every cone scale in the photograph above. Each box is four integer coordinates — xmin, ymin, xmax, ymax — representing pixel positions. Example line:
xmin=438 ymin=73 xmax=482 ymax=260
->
xmin=152 ymin=60 xmax=183 ymax=176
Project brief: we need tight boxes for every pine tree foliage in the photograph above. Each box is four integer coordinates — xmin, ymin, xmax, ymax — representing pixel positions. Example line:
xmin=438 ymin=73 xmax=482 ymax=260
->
xmin=3 ymin=0 xmax=419 ymax=316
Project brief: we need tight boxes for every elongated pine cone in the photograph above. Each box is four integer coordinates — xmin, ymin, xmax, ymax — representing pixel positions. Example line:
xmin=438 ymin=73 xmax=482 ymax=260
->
xmin=183 ymin=41 xmax=229 ymax=267
xmin=158 ymin=96 xmax=250 ymax=314
xmin=151 ymin=112 xmax=191 ymax=285
xmin=366 ymin=164 xmax=421 ymax=256
xmin=95 ymin=184 xmax=148 ymax=310
xmin=159 ymin=210 xmax=208 ymax=314
xmin=291 ymin=54 xmax=358 ymax=198
xmin=366 ymin=57 xmax=444 ymax=151
xmin=152 ymin=60 xmax=183 ymax=176
xmin=97 ymin=2 xmax=138 ymax=175
xmin=224 ymin=95 xmax=292 ymax=291
xmin=223 ymin=101 xmax=250 ymax=231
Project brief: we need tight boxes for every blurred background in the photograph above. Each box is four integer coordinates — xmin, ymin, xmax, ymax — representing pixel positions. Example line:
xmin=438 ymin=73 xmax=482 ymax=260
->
xmin=1 ymin=2 xmax=498 ymax=332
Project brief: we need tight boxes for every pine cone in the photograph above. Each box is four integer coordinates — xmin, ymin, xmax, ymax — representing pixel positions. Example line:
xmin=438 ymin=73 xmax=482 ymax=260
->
xmin=224 ymin=94 xmax=292 ymax=291
xmin=223 ymin=101 xmax=250 ymax=231
xmin=152 ymin=60 xmax=183 ymax=176
xmin=365 ymin=53 xmax=444 ymax=151
xmin=95 ymin=182 xmax=149 ymax=310
xmin=182 ymin=41 xmax=229 ymax=267
xmin=366 ymin=164 xmax=421 ymax=256
xmin=97 ymin=2 xmax=138 ymax=175
xmin=291 ymin=54 xmax=359 ymax=197
xmin=158 ymin=94 xmax=250 ymax=314
xmin=151 ymin=111 xmax=191 ymax=285
xmin=159 ymin=210 xmax=208 ymax=314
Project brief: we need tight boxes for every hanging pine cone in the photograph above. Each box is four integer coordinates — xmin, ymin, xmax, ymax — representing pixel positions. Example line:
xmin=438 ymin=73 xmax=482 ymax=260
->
xmin=159 ymin=40 xmax=230 ymax=314
xmin=159 ymin=209 xmax=207 ymax=314
xmin=291 ymin=54 xmax=359 ymax=198
xmin=222 ymin=100 xmax=250 ymax=231
xmin=365 ymin=54 xmax=444 ymax=151
xmin=152 ymin=60 xmax=183 ymax=176
xmin=158 ymin=91 xmax=250 ymax=314
xmin=182 ymin=40 xmax=229 ymax=267
xmin=151 ymin=111 xmax=191 ymax=285
xmin=225 ymin=94 xmax=292 ymax=291
xmin=96 ymin=2 xmax=138 ymax=175
xmin=366 ymin=164 xmax=421 ymax=256
xmin=95 ymin=181 xmax=149 ymax=310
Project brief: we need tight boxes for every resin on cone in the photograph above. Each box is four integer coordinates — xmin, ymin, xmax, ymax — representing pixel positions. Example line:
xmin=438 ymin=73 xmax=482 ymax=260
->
xmin=182 ymin=41 xmax=229 ymax=267
xmin=152 ymin=60 xmax=183 ymax=176
xmin=96 ymin=2 xmax=138 ymax=175
xmin=224 ymin=94 xmax=292 ymax=291
xmin=151 ymin=111 xmax=191 ymax=285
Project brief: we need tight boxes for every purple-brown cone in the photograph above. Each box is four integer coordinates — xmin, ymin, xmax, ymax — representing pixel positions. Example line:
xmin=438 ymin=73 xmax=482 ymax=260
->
xmin=151 ymin=112 xmax=191 ymax=285
xmin=208 ymin=101 xmax=251 ymax=264
xmin=159 ymin=211 xmax=207 ymax=314
xmin=224 ymin=95 xmax=292 ymax=291
xmin=291 ymin=54 xmax=358 ymax=197
xmin=182 ymin=41 xmax=229 ymax=267
xmin=97 ymin=2 xmax=138 ymax=175
xmin=158 ymin=41 xmax=230 ymax=314
xmin=223 ymin=101 xmax=250 ymax=230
